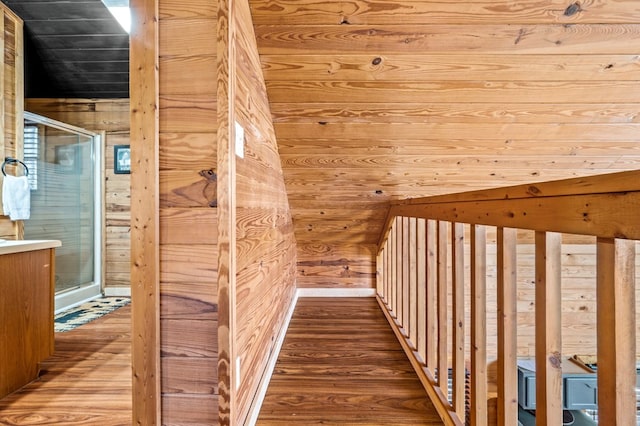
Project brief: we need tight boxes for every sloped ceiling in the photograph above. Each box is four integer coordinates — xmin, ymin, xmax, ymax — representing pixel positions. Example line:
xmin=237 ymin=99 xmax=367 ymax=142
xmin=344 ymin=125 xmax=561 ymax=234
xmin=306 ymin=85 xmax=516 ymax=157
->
xmin=2 ymin=0 xmax=129 ymax=98
xmin=250 ymin=0 xmax=640 ymax=268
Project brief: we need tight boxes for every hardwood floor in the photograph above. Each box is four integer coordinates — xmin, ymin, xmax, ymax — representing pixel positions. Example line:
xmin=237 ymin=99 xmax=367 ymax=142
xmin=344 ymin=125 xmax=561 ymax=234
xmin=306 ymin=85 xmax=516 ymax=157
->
xmin=0 ymin=298 xmax=442 ymax=425
xmin=257 ymin=298 xmax=443 ymax=425
xmin=0 ymin=305 xmax=132 ymax=425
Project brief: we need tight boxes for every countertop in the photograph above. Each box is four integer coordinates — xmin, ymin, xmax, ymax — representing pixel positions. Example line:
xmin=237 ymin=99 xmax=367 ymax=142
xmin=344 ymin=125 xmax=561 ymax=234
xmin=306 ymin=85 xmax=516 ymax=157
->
xmin=0 ymin=239 xmax=62 ymax=255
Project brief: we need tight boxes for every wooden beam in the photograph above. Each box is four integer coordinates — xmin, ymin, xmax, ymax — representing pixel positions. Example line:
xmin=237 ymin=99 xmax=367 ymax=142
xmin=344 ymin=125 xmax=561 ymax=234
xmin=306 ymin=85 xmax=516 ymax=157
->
xmin=596 ymin=238 xmax=636 ymax=424
xmin=217 ymin=0 xmax=237 ymax=422
xmin=534 ymin=231 xmax=563 ymax=426
xmin=130 ymin=0 xmax=160 ymax=424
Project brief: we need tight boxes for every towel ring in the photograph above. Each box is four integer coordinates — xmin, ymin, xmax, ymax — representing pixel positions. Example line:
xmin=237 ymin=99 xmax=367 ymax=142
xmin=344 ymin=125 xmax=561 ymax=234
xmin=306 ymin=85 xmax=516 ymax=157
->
xmin=2 ymin=157 xmax=29 ymax=176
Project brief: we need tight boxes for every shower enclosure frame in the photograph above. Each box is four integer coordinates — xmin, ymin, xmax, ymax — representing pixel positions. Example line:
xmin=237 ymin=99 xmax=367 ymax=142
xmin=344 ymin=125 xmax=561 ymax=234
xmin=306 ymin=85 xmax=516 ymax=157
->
xmin=23 ymin=111 xmax=104 ymax=313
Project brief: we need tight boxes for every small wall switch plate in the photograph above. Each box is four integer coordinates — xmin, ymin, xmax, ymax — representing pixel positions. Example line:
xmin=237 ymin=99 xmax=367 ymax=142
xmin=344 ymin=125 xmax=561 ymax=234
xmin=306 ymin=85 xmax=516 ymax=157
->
xmin=235 ymin=122 xmax=244 ymax=158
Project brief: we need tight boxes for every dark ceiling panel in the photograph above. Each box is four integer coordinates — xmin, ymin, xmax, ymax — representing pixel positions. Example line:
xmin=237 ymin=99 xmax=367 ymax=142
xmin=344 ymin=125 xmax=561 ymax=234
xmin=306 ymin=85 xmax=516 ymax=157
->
xmin=1 ymin=0 xmax=130 ymax=99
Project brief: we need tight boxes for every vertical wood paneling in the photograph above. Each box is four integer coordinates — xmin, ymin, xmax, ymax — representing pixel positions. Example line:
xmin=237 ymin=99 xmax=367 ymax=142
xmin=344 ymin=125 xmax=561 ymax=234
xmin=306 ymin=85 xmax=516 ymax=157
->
xmin=496 ymin=227 xmax=517 ymax=426
xmin=534 ymin=231 xmax=562 ymax=426
xmin=470 ymin=224 xmax=487 ymax=426
xmin=130 ymin=0 xmax=160 ymax=424
xmin=597 ymin=238 xmax=636 ymax=425
xmin=451 ymin=222 xmax=465 ymax=421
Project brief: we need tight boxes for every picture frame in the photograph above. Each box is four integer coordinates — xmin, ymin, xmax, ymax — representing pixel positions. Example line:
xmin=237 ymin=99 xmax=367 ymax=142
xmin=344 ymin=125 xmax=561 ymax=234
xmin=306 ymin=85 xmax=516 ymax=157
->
xmin=55 ymin=144 xmax=81 ymax=174
xmin=114 ymin=145 xmax=131 ymax=174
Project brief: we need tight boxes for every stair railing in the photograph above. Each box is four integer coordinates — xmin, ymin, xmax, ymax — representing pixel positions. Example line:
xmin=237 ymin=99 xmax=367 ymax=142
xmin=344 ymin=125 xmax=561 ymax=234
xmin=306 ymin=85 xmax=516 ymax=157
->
xmin=376 ymin=170 xmax=640 ymax=426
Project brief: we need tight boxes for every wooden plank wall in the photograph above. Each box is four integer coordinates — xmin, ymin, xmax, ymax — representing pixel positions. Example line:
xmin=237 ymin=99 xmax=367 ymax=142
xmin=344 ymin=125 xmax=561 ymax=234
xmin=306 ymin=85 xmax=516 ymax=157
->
xmin=0 ymin=5 xmax=23 ymax=239
xmin=250 ymin=0 xmax=640 ymax=292
xmin=218 ymin=0 xmax=297 ymax=423
xmin=25 ymin=99 xmax=131 ymax=292
xmin=447 ymin=233 xmax=640 ymax=360
xmin=156 ymin=0 xmax=219 ymax=423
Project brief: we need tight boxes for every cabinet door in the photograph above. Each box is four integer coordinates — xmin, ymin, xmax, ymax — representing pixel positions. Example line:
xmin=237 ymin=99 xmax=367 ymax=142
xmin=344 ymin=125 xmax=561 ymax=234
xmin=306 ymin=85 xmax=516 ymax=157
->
xmin=0 ymin=249 xmax=54 ymax=397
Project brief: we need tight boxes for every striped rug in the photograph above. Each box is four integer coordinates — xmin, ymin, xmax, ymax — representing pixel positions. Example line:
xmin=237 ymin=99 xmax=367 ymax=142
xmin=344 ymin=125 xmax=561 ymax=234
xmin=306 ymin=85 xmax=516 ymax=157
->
xmin=54 ymin=297 xmax=131 ymax=332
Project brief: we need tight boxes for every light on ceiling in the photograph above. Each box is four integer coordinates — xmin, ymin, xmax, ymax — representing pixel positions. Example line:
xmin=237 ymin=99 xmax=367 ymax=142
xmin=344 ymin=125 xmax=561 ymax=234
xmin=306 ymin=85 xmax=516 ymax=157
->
xmin=101 ymin=0 xmax=130 ymax=34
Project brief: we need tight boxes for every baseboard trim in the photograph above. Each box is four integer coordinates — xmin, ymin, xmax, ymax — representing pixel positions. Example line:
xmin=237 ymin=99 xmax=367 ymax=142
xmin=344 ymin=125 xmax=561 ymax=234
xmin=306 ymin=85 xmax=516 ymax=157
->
xmin=103 ymin=287 xmax=132 ymax=297
xmin=297 ymin=288 xmax=376 ymax=298
xmin=245 ymin=289 xmax=299 ymax=426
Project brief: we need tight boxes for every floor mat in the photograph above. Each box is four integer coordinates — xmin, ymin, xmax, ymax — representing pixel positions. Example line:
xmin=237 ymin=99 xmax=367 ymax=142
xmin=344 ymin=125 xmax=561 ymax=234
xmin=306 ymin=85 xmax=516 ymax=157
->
xmin=54 ymin=297 xmax=131 ymax=332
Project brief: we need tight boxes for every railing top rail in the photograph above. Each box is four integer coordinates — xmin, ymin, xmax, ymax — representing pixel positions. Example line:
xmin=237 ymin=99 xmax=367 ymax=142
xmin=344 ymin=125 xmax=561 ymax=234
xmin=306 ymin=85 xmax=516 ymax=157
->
xmin=392 ymin=170 xmax=640 ymax=207
xmin=379 ymin=170 xmax=640 ymax=250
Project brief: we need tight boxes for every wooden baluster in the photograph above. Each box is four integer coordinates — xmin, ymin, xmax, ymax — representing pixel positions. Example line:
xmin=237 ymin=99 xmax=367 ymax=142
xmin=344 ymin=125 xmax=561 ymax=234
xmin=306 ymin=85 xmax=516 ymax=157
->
xmin=402 ymin=216 xmax=410 ymax=335
xmin=385 ymin=235 xmax=393 ymax=307
xmin=596 ymin=238 xmax=636 ymax=424
xmin=417 ymin=218 xmax=427 ymax=364
xmin=392 ymin=217 xmax=399 ymax=318
xmin=409 ymin=217 xmax=418 ymax=348
xmin=534 ymin=231 xmax=562 ymax=426
xmin=426 ymin=219 xmax=438 ymax=374
xmin=376 ymin=250 xmax=383 ymax=297
xmin=452 ymin=222 xmax=465 ymax=422
xmin=437 ymin=221 xmax=448 ymax=389
xmin=471 ymin=225 xmax=487 ymax=426
xmin=497 ymin=227 xmax=518 ymax=426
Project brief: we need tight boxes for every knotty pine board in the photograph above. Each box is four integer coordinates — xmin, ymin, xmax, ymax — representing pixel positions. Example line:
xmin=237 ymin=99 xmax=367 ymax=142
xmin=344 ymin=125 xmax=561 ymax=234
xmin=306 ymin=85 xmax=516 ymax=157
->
xmin=262 ymin=54 xmax=640 ymax=81
xmin=254 ymin=24 xmax=640 ymax=55
xmin=270 ymin=104 xmax=640 ymax=124
xmin=249 ymin=0 xmax=640 ymax=25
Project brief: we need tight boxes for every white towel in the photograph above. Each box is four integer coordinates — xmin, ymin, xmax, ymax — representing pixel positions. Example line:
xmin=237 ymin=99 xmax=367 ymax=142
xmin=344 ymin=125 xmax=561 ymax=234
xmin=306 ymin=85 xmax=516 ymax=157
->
xmin=2 ymin=175 xmax=30 ymax=221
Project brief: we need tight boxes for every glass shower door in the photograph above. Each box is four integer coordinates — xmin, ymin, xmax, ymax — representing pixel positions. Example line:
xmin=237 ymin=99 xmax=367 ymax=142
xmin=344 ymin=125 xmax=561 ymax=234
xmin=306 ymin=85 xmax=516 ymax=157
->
xmin=22 ymin=112 xmax=102 ymax=313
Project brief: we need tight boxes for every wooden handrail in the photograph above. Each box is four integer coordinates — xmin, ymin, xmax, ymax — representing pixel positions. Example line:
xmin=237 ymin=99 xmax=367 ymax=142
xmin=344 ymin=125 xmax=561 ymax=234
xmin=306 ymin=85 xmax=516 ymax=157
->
xmin=376 ymin=170 xmax=639 ymax=426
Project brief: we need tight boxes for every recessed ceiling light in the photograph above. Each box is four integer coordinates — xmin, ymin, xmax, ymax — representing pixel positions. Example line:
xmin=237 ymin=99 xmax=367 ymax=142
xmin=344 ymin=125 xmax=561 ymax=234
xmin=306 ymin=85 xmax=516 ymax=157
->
xmin=101 ymin=0 xmax=130 ymax=34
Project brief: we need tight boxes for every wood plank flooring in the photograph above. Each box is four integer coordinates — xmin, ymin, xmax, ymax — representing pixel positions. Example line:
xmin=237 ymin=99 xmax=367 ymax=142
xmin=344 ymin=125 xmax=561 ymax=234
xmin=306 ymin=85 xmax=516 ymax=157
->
xmin=257 ymin=298 xmax=443 ymax=425
xmin=0 ymin=305 xmax=132 ymax=425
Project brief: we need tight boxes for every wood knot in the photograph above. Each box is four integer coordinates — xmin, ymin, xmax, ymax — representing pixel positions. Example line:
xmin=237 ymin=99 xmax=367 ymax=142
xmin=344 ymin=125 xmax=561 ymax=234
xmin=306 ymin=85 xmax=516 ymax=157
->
xmin=564 ymin=2 xmax=581 ymax=16
xmin=527 ymin=185 xmax=541 ymax=195
xmin=199 ymin=169 xmax=217 ymax=208
xmin=549 ymin=352 xmax=562 ymax=369
xmin=199 ymin=168 xmax=217 ymax=181
xmin=372 ymin=57 xmax=382 ymax=66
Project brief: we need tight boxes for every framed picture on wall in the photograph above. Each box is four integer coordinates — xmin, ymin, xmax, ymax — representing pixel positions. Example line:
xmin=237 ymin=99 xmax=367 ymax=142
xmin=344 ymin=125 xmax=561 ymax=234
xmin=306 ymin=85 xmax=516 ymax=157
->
xmin=114 ymin=145 xmax=131 ymax=174
xmin=55 ymin=144 xmax=81 ymax=174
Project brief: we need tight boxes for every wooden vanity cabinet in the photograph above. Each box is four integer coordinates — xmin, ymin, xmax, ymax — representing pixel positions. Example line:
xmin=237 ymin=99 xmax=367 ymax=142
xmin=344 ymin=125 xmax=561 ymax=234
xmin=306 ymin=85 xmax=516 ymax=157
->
xmin=0 ymin=243 xmax=58 ymax=399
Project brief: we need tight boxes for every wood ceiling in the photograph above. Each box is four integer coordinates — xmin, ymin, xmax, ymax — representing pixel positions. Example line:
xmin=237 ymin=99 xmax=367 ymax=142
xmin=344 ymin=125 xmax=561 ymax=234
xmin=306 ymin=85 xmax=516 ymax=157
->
xmin=249 ymin=0 xmax=640 ymax=283
xmin=2 ymin=0 xmax=129 ymax=98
